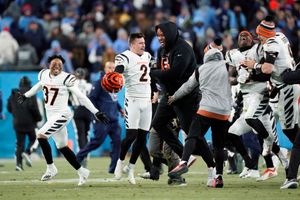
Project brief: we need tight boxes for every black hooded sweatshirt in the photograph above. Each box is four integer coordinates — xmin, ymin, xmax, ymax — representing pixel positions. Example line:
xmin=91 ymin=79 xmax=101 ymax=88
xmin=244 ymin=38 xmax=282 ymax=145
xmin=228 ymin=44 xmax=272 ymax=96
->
xmin=7 ymin=77 xmax=41 ymax=132
xmin=151 ymin=21 xmax=198 ymax=95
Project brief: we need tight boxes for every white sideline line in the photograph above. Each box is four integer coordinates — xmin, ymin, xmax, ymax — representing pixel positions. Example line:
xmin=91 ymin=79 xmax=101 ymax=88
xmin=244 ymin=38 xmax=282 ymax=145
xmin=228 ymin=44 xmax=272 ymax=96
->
xmin=0 ymin=171 xmax=207 ymax=185
xmin=0 ymin=177 xmax=140 ymax=185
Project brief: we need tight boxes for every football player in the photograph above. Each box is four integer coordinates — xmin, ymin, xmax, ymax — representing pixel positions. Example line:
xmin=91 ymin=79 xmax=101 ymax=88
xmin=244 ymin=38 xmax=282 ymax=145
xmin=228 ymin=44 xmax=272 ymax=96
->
xmin=242 ymin=16 xmax=300 ymax=189
xmin=17 ymin=55 xmax=109 ymax=186
xmin=113 ymin=33 xmax=152 ymax=184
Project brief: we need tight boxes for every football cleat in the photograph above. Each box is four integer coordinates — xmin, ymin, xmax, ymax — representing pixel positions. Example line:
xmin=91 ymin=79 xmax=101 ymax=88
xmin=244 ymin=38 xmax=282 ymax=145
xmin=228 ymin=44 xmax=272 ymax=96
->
xmin=213 ymin=175 xmax=224 ymax=188
xmin=256 ymin=168 xmax=278 ymax=181
xmin=22 ymin=152 xmax=32 ymax=167
xmin=168 ymin=162 xmax=188 ymax=178
xmin=114 ymin=159 xmax=124 ymax=180
xmin=187 ymin=155 xmax=197 ymax=168
xmin=41 ymin=165 xmax=58 ymax=181
xmin=127 ymin=167 xmax=136 ymax=185
xmin=78 ymin=167 xmax=90 ymax=186
xmin=280 ymin=179 xmax=299 ymax=189
xmin=207 ymin=167 xmax=216 ymax=187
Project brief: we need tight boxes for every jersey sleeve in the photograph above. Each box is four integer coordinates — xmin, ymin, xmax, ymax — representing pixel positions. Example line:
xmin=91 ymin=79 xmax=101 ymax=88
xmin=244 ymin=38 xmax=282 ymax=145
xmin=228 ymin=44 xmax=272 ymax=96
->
xmin=63 ymin=74 xmax=76 ymax=87
xmin=38 ymin=69 xmax=47 ymax=81
xmin=115 ymin=53 xmax=129 ymax=71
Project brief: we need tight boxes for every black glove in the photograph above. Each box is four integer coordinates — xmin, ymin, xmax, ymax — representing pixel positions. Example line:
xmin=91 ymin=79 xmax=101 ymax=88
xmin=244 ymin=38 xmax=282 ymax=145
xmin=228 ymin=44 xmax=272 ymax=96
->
xmin=95 ymin=111 xmax=110 ymax=124
xmin=269 ymin=86 xmax=279 ymax=99
xmin=17 ymin=92 xmax=26 ymax=104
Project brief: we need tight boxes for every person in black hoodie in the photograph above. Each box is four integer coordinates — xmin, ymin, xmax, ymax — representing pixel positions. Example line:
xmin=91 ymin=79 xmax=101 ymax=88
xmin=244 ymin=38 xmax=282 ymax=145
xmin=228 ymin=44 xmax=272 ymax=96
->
xmin=150 ymin=21 xmax=200 ymax=179
xmin=7 ymin=76 xmax=41 ymax=171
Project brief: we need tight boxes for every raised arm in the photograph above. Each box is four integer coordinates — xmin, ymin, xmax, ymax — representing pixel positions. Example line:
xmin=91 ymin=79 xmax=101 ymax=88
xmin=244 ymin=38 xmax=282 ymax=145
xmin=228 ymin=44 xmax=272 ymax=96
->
xmin=68 ymin=86 xmax=98 ymax=114
xmin=24 ymin=82 xmax=43 ymax=98
xmin=69 ymin=86 xmax=109 ymax=124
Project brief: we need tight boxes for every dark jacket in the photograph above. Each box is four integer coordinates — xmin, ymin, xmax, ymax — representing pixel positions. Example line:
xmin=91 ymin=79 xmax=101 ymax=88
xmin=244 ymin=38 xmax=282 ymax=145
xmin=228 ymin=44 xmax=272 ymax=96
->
xmin=151 ymin=21 xmax=198 ymax=96
xmin=89 ymin=72 xmax=122 ymax=123
xmin=7 ymin=83 xmax=41 ymax=132
xmin=281 ymin=68 xmax=300 ymax=84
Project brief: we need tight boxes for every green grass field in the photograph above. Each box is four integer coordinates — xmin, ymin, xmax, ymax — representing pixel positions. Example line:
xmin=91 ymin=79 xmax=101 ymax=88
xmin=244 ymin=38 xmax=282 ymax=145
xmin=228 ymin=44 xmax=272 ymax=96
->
xmin=0 ymin=157 xmax=299 ymax=200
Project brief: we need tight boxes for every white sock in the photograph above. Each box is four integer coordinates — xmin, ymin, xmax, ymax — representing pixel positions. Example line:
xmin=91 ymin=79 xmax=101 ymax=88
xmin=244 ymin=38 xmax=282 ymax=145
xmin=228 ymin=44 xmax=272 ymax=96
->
xmin=47 ymin=163 xmax=55 ymax=169
xmin=128 ymin=163 xmax=135 ymax=169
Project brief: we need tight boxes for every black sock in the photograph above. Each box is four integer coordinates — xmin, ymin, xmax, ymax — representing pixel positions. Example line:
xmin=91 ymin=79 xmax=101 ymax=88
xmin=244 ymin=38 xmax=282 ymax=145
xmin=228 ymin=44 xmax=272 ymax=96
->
xmin=129 ymin=130 xmax=147 ymax=164
xmin=38 ymin=138 xmax=53 ymax=164
xmin=59 ymin=146 xmax=81 ymax=170
xmin=119 ymin=129 xmax=138 ymax=160
xmin=214 ymin=147 xmax=224 ymax=175
xmin=263 ymin=154 xmax=274 ymax=168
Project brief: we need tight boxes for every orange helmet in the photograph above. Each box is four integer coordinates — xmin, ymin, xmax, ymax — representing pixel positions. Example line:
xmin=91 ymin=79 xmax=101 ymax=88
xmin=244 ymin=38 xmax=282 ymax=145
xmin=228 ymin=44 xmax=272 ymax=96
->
xmin=101 ymin=72 xmax=124 ymax=93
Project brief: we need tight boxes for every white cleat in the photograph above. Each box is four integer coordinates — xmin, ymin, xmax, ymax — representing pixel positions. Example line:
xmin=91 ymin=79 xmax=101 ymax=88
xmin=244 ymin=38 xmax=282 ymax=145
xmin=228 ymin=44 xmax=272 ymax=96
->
xmin=187 ymin=155 xmax=197 ymax=168
xmin=239 ymin=167 xmax=250 ymax=178
xmin=256 ymin=168 xmax=278 ymax=181
xmin=138 ymin=171 xmax=150 ymax=179
xmin=127 ymin=168 xmax=136 ymax=185
xmin=41 ymin=165 xmax=58 ymax=181
xmin=114 ymin=159 xmax=124 ymax=180
xmin=22 ymin=152 xmax=32 ymax=167
xmin=244 ymin=169 xmax=260 ymax=178
xmin=207 ymin=167 xmax=216 ymax=187
xmin=78 ymin=167 xmax=90 ymax=186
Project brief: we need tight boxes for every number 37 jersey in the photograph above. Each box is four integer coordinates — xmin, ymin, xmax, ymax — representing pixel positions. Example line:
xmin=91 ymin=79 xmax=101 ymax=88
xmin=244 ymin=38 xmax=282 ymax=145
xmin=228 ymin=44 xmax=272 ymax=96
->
xmin=115 ymin=50 xmax=151 ymax=98
xmin=38 ymin=69 xmax=75 ymax=113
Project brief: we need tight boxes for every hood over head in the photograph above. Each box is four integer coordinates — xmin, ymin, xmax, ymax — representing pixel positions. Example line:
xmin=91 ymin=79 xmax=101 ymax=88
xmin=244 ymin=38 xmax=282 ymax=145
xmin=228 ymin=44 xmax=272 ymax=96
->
xmin=203 ymin=48 xmax=224 ymax=63
xmin=155 ymin=21 xmax=179 ymax=52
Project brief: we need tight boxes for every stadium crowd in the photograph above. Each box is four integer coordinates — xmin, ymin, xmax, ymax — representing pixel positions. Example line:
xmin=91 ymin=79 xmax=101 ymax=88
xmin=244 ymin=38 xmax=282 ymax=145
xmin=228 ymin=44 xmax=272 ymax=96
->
xmin=0 ymin=0 xmax=299 ymax=73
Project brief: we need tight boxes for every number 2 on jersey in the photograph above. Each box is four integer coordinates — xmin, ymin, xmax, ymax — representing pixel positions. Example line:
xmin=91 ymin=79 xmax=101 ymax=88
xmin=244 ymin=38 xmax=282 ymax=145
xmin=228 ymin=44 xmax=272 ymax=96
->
xmin=140 ymin=64 xmax=148 ymax=82
xmin=43 ymin=86 xmax=59 ymax=105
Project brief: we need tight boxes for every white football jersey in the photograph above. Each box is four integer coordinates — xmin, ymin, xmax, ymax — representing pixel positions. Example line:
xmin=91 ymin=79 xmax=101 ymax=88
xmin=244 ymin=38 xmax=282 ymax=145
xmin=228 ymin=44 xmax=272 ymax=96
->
xmin=38 ymin=69 xmax=75 ymax=112
xmin=263 ymin=32 xmax=295 ymax=85
xmin=226 ymin=44 xmax=267 ymax=94
xmin=115 ymin=50 xmax=151 ymax=98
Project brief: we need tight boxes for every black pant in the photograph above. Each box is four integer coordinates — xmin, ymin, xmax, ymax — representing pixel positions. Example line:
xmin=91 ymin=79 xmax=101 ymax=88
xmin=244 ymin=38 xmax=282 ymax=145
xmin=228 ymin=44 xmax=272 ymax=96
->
xmin=287 ymin=129 xmax=300 ymax=179
xmin=152 ymin=92 xmax=199 ymax=157
xmin=74 ymin=117 xmax=91 ymax=150
xmin=183 ymin=115 xmax=229 ymax=174
xmin=15 ymin=130 xmax=36 ymax=166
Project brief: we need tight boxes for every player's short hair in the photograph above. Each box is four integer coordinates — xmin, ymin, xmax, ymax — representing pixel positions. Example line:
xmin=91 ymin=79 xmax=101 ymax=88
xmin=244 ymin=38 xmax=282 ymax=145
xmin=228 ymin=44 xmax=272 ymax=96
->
xmin=47 ymin=55 xmax=65 ymax=64
xmin=129 ymin=32 xmax=145 ymax=44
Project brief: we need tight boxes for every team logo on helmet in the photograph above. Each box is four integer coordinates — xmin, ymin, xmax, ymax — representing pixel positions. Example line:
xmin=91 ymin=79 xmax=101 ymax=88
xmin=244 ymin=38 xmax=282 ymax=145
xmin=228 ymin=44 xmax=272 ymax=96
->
xmin=101 ymin=72 xmax=124 ymax=93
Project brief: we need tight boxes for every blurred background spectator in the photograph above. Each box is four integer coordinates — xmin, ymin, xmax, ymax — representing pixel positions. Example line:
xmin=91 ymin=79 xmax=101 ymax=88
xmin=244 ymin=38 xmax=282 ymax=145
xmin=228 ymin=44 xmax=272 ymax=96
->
xmin=7 ymin=76 xmax=41 ymax=171
xmin=0 ymin=0 xmax=299 ymax=71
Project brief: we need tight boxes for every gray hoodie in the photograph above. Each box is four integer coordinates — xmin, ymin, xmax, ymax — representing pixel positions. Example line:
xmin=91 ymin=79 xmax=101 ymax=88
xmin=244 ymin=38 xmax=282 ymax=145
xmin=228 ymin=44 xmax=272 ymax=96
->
xmin=173 ymin=48 xmax=232 ymax=116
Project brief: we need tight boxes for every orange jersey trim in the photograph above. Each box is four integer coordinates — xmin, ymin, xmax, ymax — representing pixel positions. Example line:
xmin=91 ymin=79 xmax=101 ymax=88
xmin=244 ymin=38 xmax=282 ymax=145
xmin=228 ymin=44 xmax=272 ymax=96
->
xmin=197 ymin=109 xmax=230 ymax=121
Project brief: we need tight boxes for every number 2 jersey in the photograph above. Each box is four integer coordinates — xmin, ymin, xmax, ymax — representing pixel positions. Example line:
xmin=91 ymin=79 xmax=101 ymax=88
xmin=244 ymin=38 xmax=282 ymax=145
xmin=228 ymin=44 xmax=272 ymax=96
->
xmin=115 ymin=50 xmax=151 ymax=98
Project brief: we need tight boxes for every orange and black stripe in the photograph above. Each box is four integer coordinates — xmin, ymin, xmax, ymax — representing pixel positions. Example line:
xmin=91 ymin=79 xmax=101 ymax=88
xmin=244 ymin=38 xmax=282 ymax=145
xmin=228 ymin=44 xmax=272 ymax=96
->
xmin=101 ymin=72 xmax=124 ymax=93
xmin=256 ymin=20 xmax=276 ymax=38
